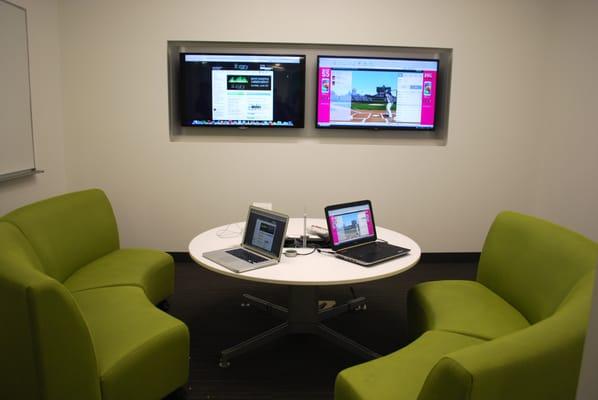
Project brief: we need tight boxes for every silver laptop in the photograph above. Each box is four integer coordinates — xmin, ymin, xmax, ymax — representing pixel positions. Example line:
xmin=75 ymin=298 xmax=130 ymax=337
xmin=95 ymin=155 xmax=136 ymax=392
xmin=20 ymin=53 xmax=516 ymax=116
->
xmin=203 ymin=206 xmax=289 ymax=273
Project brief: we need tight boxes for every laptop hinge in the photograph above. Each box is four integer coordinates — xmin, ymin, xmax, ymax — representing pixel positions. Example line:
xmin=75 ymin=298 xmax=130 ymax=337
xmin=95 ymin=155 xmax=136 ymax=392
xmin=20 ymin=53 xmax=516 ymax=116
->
xmin=338 ymin=241 xmax=372 ymax=252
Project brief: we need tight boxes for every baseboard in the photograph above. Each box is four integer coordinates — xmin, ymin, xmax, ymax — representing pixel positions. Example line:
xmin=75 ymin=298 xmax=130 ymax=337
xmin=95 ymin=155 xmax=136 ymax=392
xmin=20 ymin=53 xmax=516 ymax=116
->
xmin=170 ymin=252 xmax=194 ymax=263
xmin=168 ymin=252 xmax=480 ymax=264
xmin=419 ymin=252 xmax=480 ymax=263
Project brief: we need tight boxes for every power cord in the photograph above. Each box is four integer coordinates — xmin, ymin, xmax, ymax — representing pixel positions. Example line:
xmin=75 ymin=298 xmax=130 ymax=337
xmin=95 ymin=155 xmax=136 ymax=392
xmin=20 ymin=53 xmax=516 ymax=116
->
xmin=216 ymin=224 xmax=243 ymax=239
xmin=284 ymin=248 xmax=317 ymax=257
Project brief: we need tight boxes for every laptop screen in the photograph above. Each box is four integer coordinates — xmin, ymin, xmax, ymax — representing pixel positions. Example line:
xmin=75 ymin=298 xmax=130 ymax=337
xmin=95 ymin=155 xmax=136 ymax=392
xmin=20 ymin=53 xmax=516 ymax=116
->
xmin=325 ymin=200 xmax=377 ymax=249
xmin=243 ymin=207 xmax=288 ymax=258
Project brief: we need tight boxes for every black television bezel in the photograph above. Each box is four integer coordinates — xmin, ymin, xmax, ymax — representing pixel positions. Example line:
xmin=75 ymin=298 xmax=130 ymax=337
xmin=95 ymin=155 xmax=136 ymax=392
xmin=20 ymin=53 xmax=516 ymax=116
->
xmin=179 ymin=52 xmax=306 ymax=129
xmin=314 ymin=55 xmax=440 ymax=131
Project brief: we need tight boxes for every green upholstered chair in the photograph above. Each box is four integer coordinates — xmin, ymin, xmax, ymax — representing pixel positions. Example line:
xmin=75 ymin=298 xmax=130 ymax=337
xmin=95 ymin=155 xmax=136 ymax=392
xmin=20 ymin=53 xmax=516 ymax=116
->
xmin=3 ymin=189 xmax=174 ymax=304
xmin=335 ymin=211 xmax=598 ymax=400
xmin=0 ymin=189 xmax=189 ymax=400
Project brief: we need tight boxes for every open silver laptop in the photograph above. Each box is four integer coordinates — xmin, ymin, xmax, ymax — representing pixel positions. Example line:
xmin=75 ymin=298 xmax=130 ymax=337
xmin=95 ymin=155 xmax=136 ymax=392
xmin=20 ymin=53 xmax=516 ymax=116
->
xmin=203 ymin=206 xmax=289 ymax=273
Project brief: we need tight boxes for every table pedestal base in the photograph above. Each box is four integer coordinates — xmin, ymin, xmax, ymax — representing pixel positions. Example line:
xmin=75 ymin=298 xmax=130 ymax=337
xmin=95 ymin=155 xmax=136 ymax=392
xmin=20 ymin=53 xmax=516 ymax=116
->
xmin=219 ymin=286 xmax=381 ymax=367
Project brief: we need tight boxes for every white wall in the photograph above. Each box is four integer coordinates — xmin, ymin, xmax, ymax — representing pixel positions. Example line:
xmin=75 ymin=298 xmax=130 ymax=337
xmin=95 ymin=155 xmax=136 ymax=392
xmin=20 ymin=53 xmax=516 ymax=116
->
xmin=533 ymin=0 xmax=598 ymax=241
xmin=0 ymin=0 xmax=66 ymax=213
xmin=57 ymin=0 xmax=564 ymax=251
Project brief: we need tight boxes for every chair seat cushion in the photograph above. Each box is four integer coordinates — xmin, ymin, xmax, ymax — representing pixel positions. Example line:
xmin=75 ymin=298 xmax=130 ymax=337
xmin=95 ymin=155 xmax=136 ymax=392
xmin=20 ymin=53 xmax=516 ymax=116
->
xmin=64 ymin=248 xmax=174 ymax=304
xmin=335 ymin=330 xmax=484 ymax=400
xmin=408 ymin=280 xmax=530 ymax=340
xmin=73 ymin=286 xmax=188 ymax=400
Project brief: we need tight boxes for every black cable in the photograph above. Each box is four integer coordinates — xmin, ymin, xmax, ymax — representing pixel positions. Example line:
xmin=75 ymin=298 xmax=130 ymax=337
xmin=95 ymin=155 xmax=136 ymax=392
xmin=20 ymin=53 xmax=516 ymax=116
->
xmin=296 ymin=248 xmax=316 ymax=256
xmin=284 ymin=247 xmax=318 ymax=257
xmin=316 ymin=248 xmax=336 ymax=255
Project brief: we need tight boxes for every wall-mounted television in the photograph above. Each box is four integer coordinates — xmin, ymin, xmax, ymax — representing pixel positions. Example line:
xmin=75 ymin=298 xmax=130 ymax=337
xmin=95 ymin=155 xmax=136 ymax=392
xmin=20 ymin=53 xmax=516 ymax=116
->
xmin=179 ymin=53 xmax=305 ymax=128
xmin=316 ymin=56 xmax=439 ymax=130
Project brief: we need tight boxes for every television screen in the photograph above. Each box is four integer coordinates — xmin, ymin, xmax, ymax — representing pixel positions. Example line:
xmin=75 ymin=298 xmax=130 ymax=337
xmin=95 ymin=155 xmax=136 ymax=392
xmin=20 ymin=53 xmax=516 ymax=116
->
xmin=316 ymin=56 xmax=439 ymax=130
xmin=179 ymin=53 xmax=305 ymax=128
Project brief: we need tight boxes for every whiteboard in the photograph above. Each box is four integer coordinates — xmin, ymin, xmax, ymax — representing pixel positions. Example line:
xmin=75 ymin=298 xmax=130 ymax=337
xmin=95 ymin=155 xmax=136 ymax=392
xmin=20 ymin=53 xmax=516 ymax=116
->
xmin=0 ymin=0 xmax=36 ymax=181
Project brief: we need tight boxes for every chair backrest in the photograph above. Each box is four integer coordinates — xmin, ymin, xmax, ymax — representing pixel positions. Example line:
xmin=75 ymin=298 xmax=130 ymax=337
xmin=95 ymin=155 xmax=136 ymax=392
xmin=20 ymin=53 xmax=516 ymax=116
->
xmin=477 ymin=211 xmax=598 ymax=324
xmin=3 ymin=188 xmax=120 ymax=282
xmin=0 ymin=221 xmax=101 ymax=400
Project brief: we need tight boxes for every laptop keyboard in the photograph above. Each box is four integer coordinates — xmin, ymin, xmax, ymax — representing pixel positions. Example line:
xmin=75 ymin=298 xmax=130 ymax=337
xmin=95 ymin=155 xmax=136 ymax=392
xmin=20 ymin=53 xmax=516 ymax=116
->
xmin=227 ymin=248 xmax=268 ymax=264
xmin=340 ymin=242 xmax=408 ymax=262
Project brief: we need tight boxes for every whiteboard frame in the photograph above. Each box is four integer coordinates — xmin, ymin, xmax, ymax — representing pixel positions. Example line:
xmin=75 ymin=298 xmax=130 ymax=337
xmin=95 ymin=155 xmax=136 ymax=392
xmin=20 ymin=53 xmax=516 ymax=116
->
xmin=0 ymin=0 xmax=39 ymax=183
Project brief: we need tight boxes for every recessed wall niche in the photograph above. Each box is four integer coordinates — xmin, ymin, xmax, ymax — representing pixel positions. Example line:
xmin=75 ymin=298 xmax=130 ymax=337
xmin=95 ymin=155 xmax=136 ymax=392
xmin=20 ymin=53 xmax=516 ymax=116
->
xmin=167 ymin=41 xmax=452 ymax=145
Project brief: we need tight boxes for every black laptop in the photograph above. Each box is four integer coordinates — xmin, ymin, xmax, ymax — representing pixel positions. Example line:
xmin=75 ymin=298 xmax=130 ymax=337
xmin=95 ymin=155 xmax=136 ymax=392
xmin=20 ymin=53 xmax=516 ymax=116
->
xmin=324 ymin=200 xmax=410 ymax=266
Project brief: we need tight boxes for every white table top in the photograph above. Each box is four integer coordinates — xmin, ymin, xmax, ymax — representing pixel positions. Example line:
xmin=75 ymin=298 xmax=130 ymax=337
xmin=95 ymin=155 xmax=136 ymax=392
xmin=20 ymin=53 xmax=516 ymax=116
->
xmin=189 ymin=218 xmax=421 ymax=286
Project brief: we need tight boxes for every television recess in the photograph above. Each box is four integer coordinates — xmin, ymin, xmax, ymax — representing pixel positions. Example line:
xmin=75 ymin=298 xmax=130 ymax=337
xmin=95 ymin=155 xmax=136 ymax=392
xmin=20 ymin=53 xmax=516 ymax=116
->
xmin=179 ymin=53 xmax=305 ymax=128
xmin=316 ymin=55 xmax=439 ymax=130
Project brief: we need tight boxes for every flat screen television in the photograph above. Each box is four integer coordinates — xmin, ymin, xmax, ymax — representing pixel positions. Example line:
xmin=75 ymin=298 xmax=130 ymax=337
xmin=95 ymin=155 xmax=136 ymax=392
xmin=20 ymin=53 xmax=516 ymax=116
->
xmin=179 ymin=53 xmax=305 ymax=128
xmin=316 ymin=55 xmax=439 ymax=130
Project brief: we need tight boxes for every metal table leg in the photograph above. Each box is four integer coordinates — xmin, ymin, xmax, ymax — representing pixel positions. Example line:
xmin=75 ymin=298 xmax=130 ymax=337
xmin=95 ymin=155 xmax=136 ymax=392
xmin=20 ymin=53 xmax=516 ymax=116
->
xmin=220 ymin=285 xmax=380 ymax=366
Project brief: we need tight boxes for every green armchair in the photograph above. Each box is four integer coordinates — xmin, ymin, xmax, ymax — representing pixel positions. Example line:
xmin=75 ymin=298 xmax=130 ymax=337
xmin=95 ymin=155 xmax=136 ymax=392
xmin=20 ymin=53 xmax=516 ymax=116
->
xmin=0 ymin=189 xmax=189 ymax=400
xmin=335 ymin=211 xmax=597 ymax=400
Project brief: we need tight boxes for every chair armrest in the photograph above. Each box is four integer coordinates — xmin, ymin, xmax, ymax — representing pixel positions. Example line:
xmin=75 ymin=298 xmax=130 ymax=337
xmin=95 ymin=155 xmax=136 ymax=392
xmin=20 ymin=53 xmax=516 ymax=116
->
xmin=27 ymin=278 xmax=102 ymax=400
xmin=419 ymin=305 xmax=589 ymax=400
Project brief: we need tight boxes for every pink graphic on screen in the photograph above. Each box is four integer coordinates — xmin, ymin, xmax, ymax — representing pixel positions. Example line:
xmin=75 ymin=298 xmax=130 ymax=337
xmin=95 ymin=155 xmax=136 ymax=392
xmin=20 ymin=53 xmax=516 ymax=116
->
xmin=328 ymin=210 xmax=374 ymax=246
xmin=420 ymin=71 xmax=437 ymax=126
xmin=317 ymin=68 xmax=332 ymax=123
xmin=328 ymin=216 xmax=339 ymax=244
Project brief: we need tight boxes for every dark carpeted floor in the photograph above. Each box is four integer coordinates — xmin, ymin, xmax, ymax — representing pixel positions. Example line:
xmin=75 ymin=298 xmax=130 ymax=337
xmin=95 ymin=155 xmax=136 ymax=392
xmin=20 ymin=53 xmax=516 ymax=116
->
xmin=167 ymin=259 xmax=477 ymax=400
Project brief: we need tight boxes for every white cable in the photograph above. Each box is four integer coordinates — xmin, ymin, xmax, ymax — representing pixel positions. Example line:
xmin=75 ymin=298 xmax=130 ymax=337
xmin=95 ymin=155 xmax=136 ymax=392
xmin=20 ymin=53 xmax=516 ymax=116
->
xmin=216 ymin=223 xmax=243 ymax=239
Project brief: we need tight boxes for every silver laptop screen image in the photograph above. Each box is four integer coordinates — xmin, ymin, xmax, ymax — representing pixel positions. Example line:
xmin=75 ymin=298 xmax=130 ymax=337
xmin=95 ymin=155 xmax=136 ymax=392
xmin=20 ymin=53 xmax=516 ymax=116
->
xmin=243 ymin=207 xmax=288 ymax=260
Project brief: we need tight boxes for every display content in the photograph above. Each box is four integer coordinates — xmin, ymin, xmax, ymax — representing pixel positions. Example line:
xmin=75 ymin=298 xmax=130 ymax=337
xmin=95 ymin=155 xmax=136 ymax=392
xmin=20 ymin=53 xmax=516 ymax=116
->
xmin=251 ymin=218 xmax=276 ymax=252
xmin=327 ymin=203 xmax=375 ymax=246
xmin=316 ymin=56 xmax=439 ymax=130
xmin=244 ymin=209 xmax=287 ymax=257
xmin=179 ymin=54 xmax=305 ymax=128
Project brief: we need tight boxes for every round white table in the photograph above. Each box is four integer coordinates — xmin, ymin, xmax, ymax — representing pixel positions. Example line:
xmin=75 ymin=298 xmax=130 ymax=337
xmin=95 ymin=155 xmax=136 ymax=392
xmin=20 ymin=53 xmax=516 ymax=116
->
xmin=189 ymin=218 xmax=421 ymax=366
